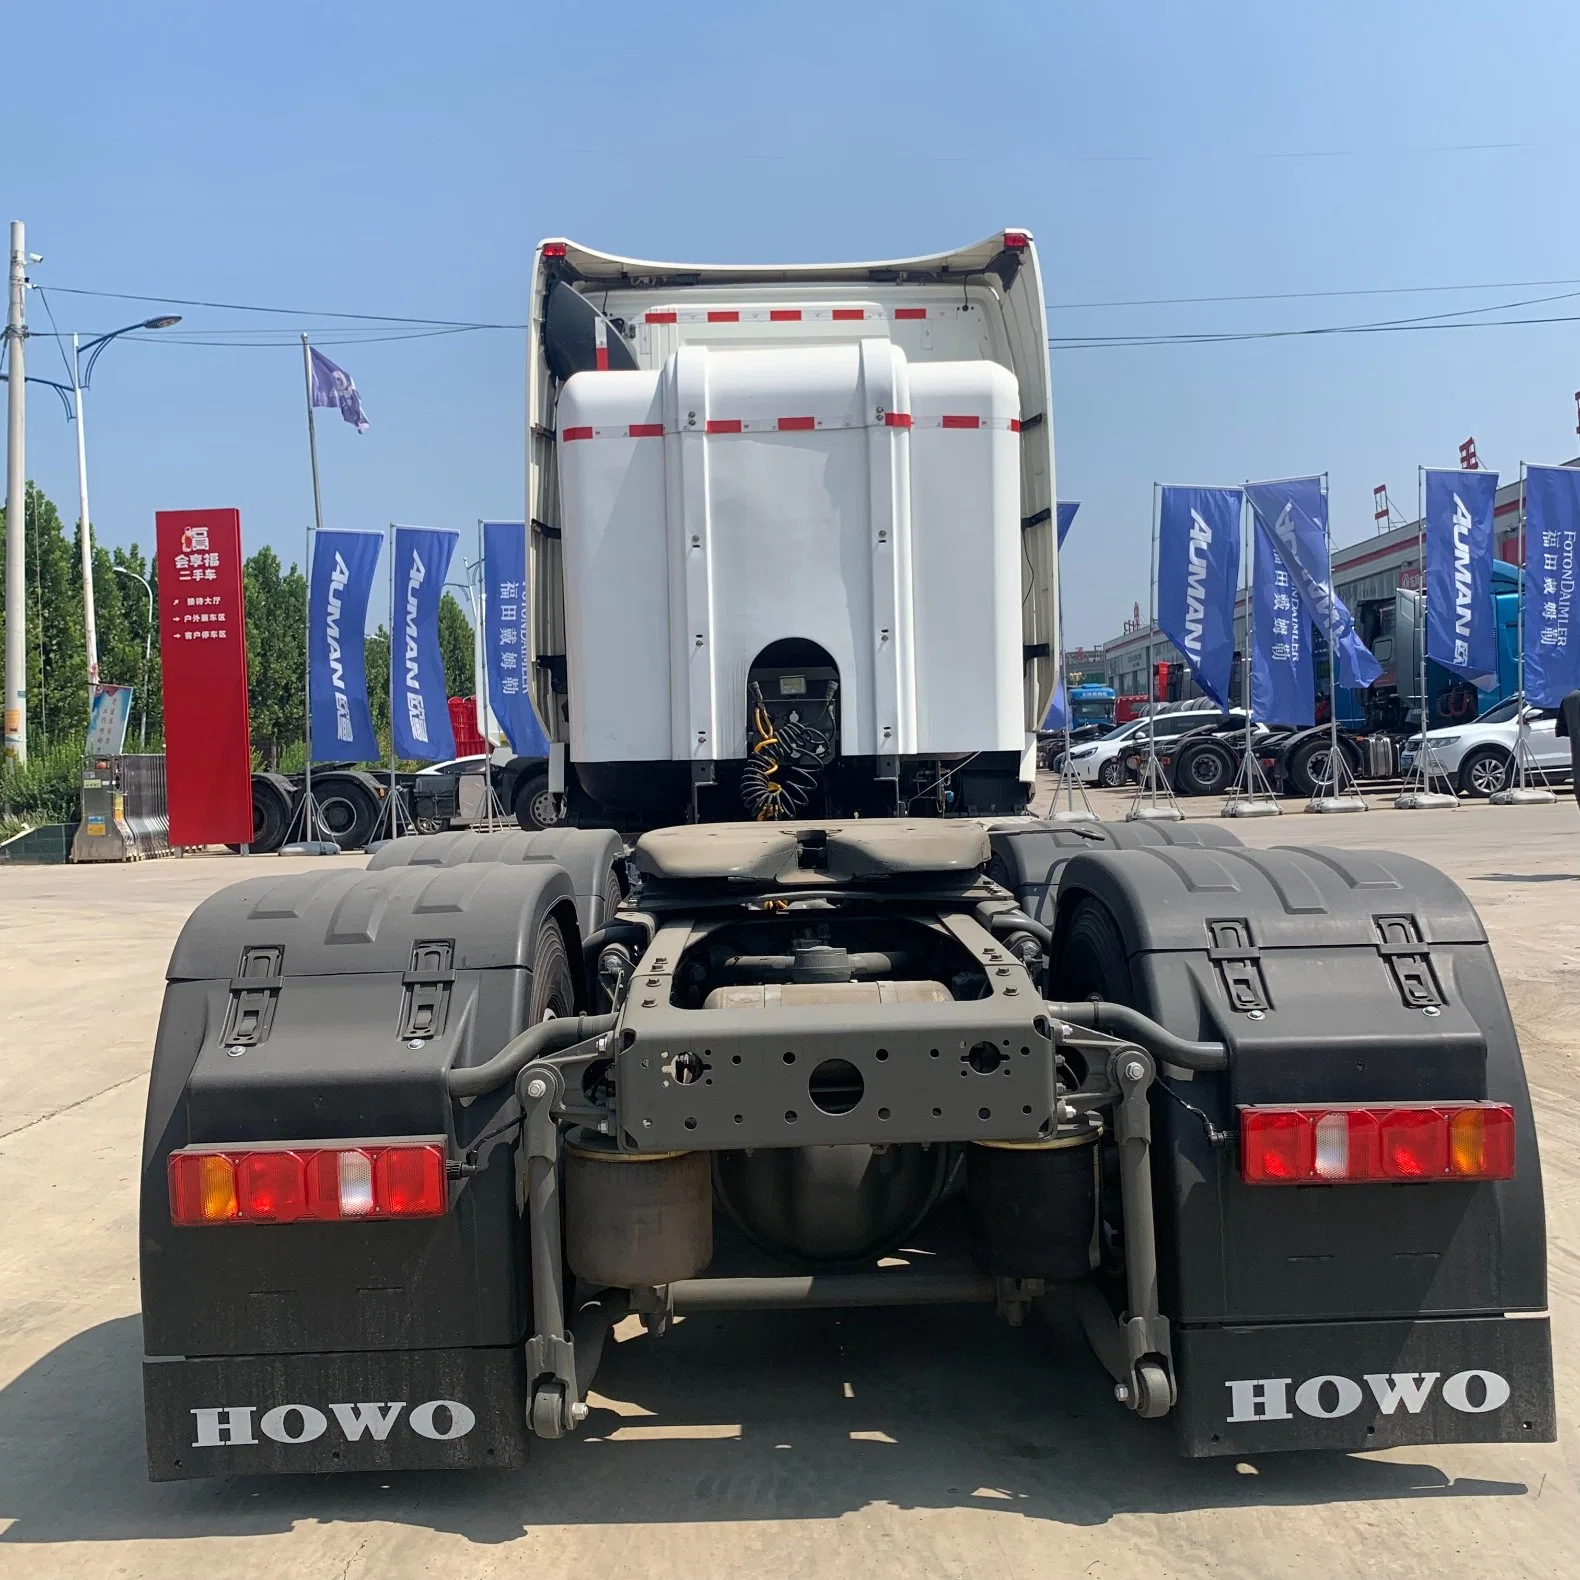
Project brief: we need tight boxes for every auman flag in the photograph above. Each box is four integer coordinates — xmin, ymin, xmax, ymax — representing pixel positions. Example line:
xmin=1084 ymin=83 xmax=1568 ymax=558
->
xmin=1245 ymin=476 xmax=1382 ymax=690
xmin=1042 ymin=675 xmax=1067 ymax=732
xmin=309 ymin=347 xmax=370 ymax=433
xmin=483 ymin=521 xmax=551 ymax=757
xmin=390 ymin=525 xmax=459 ymax=761
xmin=1251 ymin=516 xmax=1314 ymax=726
xmin=1057 ymin=501 xmax=1080 ymax=549
xmin=1158 ymin=485 xmax=1242 ymax=708
xmin=308 ymin=528 xmax=382 ymax=762
xmin=1425 ymin=468 xmax=1498 ymax=688
xmin=1524 ymin=464 xmax=1580 ymax=707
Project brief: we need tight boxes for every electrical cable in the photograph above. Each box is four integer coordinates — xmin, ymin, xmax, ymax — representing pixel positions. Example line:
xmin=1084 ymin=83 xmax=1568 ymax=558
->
xmin=740 ymin=682 xmax=832 ymax=821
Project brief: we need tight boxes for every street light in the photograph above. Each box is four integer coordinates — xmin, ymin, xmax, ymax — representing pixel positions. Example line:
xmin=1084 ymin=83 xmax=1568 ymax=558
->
xmin=71 ymin=315 xmax=181 ymax=696
xmin=112 ymin=563 xmax=153 ymax=751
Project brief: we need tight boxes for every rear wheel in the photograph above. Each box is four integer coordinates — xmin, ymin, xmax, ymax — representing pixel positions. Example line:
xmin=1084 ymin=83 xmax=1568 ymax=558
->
xmin=1053 ymin=895 xmax=1133 ymax=1004
xmin=529 ymin=914 xmax=576 ymax=1023
xmin=1459 ymin=746 xmax=1512 ymax=798
xmin=1173 ymin=740 xmax=1234 ymax=797
xmin=515 ymin=773 xmax=563 ymax=832
xmin=314 ymin=775 xmax=380 ymax=850
xmin=1285 ymin=736 xmax=1352 ymax=799
xmin=1097 ymin=757 xmax=1124 ymax=789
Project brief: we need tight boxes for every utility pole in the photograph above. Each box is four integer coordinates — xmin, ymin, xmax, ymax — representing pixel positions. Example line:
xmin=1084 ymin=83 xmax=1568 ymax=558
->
xmin=71 ymin=334 xmax=99 ymax=691
xmin=4 ymin=220 xmax=27 ymax=764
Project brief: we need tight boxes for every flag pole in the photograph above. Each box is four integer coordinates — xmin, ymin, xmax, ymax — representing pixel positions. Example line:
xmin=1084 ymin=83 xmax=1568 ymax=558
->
xmin=1128 ymin=482 xmax=1182 ymax=821
xmin=1397 ymin=467 xmax=1458 ymax=807
xmin=1307 ymin=472 xmax=1366 ymax=812
xmin=1224 ymin=490 xmax=1278 ymax=816
xmin=283 ymin=334 xmax=336 ymax=854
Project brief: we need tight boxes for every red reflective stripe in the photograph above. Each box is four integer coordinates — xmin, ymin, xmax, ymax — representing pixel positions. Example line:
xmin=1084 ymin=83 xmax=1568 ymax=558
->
xmin=562 ymin=426 xmax=594 ymax=441
xmin=777 ymin=416 xmax=816 ymax=431
xmin=940 ymin=414 xmax=981 ymax=429
xmin=1010 ymin=419 xmax=1022 ymax=433
xmin=594 ymin=318 xmax=608 ymax=370
xmin=833 ymin=309 xmax=864 ymax=321
xmin=884 ymin=412 xmax=912 ymax=428
xmin=595 ymin=347 xmax=609 ymax=370
xmin=645 ymin=311 xmax=677 ymax=324
xmin=628 ymin=423 xmax=664 ymax=438
xmin=770 ymin=309 xmax=802 ymax=322
xmin=706 ymin=419 xmax=743 ymax=434
xmin=707 ymin=310 xmax=739 ymax=323
xmin=894 ymin=307 xmax=927 ymax=320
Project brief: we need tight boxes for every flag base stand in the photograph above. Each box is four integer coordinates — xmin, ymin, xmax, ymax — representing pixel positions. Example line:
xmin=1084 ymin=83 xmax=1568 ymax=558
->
xmin=1126 ymin=750 xmax=1184 ymax=823
xmin=280 ymin=840 xmax=342 ymax=856
xmin=1222 ymin=737 xmax=1282 ymax=818
xmin=278 ymin=783 xmax=341 ymax=857
xmin=1394 ymin=791 xmax=1460 ymax=810
xmin=1305 ymin=728 xmax=1368 ymax=814
xmin=1394 ymin=742 xmax=1459 ymax=810
xmin=1308 ymin=795 xmax=1369 ymax=813
xmin=1491 ymin=787 xmax=1557 ymax=805
xmin=1046 ymin=738 xmax=1101 ymax=824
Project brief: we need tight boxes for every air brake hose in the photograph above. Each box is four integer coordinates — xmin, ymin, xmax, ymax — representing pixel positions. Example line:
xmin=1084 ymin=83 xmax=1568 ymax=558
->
xmin=1045 ymin=1000 xmax=1229 ymax=1073
xmin=448 ymin=1013 xmax=618 ymax=1099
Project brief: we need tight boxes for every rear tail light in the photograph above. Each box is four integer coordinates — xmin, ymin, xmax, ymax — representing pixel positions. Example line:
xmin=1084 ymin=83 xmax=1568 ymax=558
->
xmin=1241 ymin=1103 xmax=1513 ymax=1185
xmin=1003 ymin=230 xmax=1031 ymax=251
xmin=169 ymin=1140 xmax=449 ymax=1226
xmin=541 ymin=240 xmax=568 ymax=259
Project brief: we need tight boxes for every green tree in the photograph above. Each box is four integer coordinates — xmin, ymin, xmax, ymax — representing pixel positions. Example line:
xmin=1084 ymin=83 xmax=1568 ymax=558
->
xmin=437 ymin=591 xmax=475 ymax=698
xmin=365 ymin=626 xmax=391 ymax=737
xmin=243 ymin=546 xmax=307 ymax=767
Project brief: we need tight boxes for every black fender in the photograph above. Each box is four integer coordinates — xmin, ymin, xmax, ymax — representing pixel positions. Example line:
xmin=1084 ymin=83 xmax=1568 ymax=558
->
xmin=986 ymin=818 xmax=1243 ymax=928
xmin=1048 ymin=842 xmax=1546 ymax=1327
xmin=366 ymin=826 xmax=626 ymax=944
xmin=140 ymin=860 xmax=578 ymax=1363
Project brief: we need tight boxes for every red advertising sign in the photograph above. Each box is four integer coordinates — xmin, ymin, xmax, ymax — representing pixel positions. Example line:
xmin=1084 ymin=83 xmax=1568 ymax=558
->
xmin=156 ymin=509 xmax=253 ymax=846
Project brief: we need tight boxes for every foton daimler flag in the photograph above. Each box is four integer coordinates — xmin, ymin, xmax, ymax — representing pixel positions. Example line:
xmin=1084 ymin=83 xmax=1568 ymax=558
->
xmin=1524 ymin=464 xmax=1580 ymax=707
xmin=390 ymin=524 xmax=458 ymax=761
xmin=1057 ymin=500 xmax=1080 ymax=549
xmin=1158 ymin=485 xmax=1242 ymax=708
xmin=1250 ymin=516 xmax=1314 ymax=726
xmin=1246 ymin=476 xmax=1382 ymax=691
xmin=482 ymin=521 xmax=551 ymax=757
xmin=309 ymin=527 xmax=382 ymax=762
xmin=156 ymin=509 xmax=254 ymax=845
xmin=1425 ymin=468 xmax=1499 ymax=689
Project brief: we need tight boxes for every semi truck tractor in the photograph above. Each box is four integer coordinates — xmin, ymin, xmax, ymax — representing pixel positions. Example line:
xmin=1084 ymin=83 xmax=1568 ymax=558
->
xmin=139 ymin=231 xmax=1553 ymax=1478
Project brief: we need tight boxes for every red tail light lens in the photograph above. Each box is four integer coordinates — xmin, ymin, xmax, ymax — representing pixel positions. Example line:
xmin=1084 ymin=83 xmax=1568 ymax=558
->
xmin=1003 ymin=230 xmax=1031 ymax=251
xmin=169 ymin=1140 xmax=448 ymax=1226
xmin=1241 ymin=1104 xmax=1514 ymax=1185
xmin=541 ymin=241 xmax=568 ymax=259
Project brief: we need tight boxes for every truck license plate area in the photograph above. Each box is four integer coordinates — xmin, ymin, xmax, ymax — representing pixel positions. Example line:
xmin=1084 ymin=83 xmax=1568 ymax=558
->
xmin=615 ymin=1009 xmax=1058 ymax=1149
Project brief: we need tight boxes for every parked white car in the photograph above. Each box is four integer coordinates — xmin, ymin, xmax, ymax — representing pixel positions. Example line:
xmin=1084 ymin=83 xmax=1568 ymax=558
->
xmin=1062 ymin=709 xmax=1236 ymax=787
xmin=1401 ymin=698 xmax=1570 ymax=797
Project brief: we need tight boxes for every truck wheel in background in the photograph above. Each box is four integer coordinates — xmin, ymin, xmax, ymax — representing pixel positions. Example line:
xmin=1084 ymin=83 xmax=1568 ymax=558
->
xmin=313 ymin=772 xmax=381 ymax=850
xmin=530 ymin=914 xmax=576 ymax=1022
xmin=228 ymin=772 xmax=295 ymax=854
xmin=1172 ymin=739 xmax=1235 ymax=797
xmin=1097 ymin=758 xmax=1124 ymax=788
xmin=514 ymin=774 xmax=563 ymax=832
xmin=1458 ymin=746 xmax=1513 ymax=799
xmin=1285 ymin=736 xmax=1358 ymax=800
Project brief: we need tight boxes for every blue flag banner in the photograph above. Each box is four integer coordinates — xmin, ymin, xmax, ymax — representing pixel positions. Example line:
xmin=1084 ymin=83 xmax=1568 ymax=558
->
xmin=390 ymin=525 xmax=459 ymax=761
xmin=1245 ymin=476 xmax=1382 ymax=690
xmin=309 ymin=528 xmax=382 ymax=762
xmin=1157 ymin=485 xmax=1242 ymax=709
xmin=1425 ymin=469 xmax=1499 ymax=688
xmin=1057 ymin=501 xmax=1080 ymax=549
xmin=1041 ymin=675 xmax=1067 ymax=732
xmin=1524 ymin=465 xmax=1580 ymax=707
xmin=482 ymin=521 xmax=551 ymax=757
xmin=309 ymin=347 xmax=370 ymax=433
xmin=1251 ymin=517 xmax=1315 ymax=726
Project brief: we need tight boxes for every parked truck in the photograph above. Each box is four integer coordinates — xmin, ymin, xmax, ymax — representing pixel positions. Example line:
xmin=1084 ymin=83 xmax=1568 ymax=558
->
xmin=139 ymin=231 xmax=1552 ymax=1479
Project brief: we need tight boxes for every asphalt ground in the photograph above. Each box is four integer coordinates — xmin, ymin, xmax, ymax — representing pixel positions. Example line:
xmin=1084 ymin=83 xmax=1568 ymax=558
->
xmin=0 ymin=784 xmax=1576 ymax=1578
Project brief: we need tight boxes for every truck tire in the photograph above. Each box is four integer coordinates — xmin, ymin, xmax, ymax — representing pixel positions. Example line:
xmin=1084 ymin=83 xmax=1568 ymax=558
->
xmin=514 ymin=773 xmax=563 ymax=832
xmin=313 ymin=772 xmax=381 ymax=850
xmin=1458 ymin=746 xmax=1512 ymax=799
xmin=1171 ymin=739 xmax=1235 ymax=797
xmin=1053 ymin=894 xmax=1133 ymax=1004
xmin=1097 ymin=758 xmax=1124 ymax=788
xmin=530 ymin=914 xmax=576 ymax=1022
xmin=228 ymin=772 xmax=295 ymax=854
xmin=1285 ymin=735 xmax=1357 ymax=799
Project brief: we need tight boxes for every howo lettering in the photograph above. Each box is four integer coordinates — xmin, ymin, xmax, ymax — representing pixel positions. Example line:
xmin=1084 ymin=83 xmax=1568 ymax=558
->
xmin=139 ymin=230 xmax=1555 ymax=1481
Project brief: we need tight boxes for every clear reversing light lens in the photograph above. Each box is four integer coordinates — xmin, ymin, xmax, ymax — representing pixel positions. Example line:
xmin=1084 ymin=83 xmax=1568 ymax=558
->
xmin=338 ymin=1150 xmax=376 ymax=1217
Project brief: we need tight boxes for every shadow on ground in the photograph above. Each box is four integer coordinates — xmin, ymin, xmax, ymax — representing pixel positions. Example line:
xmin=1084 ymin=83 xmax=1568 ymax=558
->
xmin=0 ymin=1309 xmax=1528 ymax=1547
xmin=1469 ymin=872 xmax=1580 ymax=884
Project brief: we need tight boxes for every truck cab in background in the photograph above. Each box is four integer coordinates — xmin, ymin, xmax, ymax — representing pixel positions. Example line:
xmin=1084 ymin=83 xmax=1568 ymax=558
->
xmin=523 ymin=233 xmax=1059 ymax=831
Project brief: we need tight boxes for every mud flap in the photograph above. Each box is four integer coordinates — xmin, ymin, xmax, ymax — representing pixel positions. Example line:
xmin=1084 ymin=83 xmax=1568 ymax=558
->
xmin=143 ymin=1345 xmax=530 ymax=1480
xmin=1174 ymin=1314 xmax=1555 ymax=1457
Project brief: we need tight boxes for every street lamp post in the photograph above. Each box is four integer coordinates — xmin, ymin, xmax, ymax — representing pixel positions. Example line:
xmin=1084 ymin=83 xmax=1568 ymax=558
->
xmin=112 ymin=563 xmax=153 ymax=751
xmin=70 ymin=316 xmax=180 ymax=700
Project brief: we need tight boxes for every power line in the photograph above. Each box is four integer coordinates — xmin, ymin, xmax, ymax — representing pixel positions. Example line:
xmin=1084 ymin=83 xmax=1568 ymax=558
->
xmin=1046 ymin=275 xmax=1580 ymax=311
xmin=42 ymin=283 xmax=522 ymax=330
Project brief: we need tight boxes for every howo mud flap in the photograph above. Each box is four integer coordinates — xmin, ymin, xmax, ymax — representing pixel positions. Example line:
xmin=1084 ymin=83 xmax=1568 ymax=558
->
xmin=1174 ymin=1314 xmax=1555 ymax=1458
xmin=143 ymin=1346 xmax=531 ymax=1480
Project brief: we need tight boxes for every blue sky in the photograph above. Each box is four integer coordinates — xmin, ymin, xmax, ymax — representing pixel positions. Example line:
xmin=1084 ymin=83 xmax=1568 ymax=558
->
xmin=10 ymin=1 xmax=1580 ymax=645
